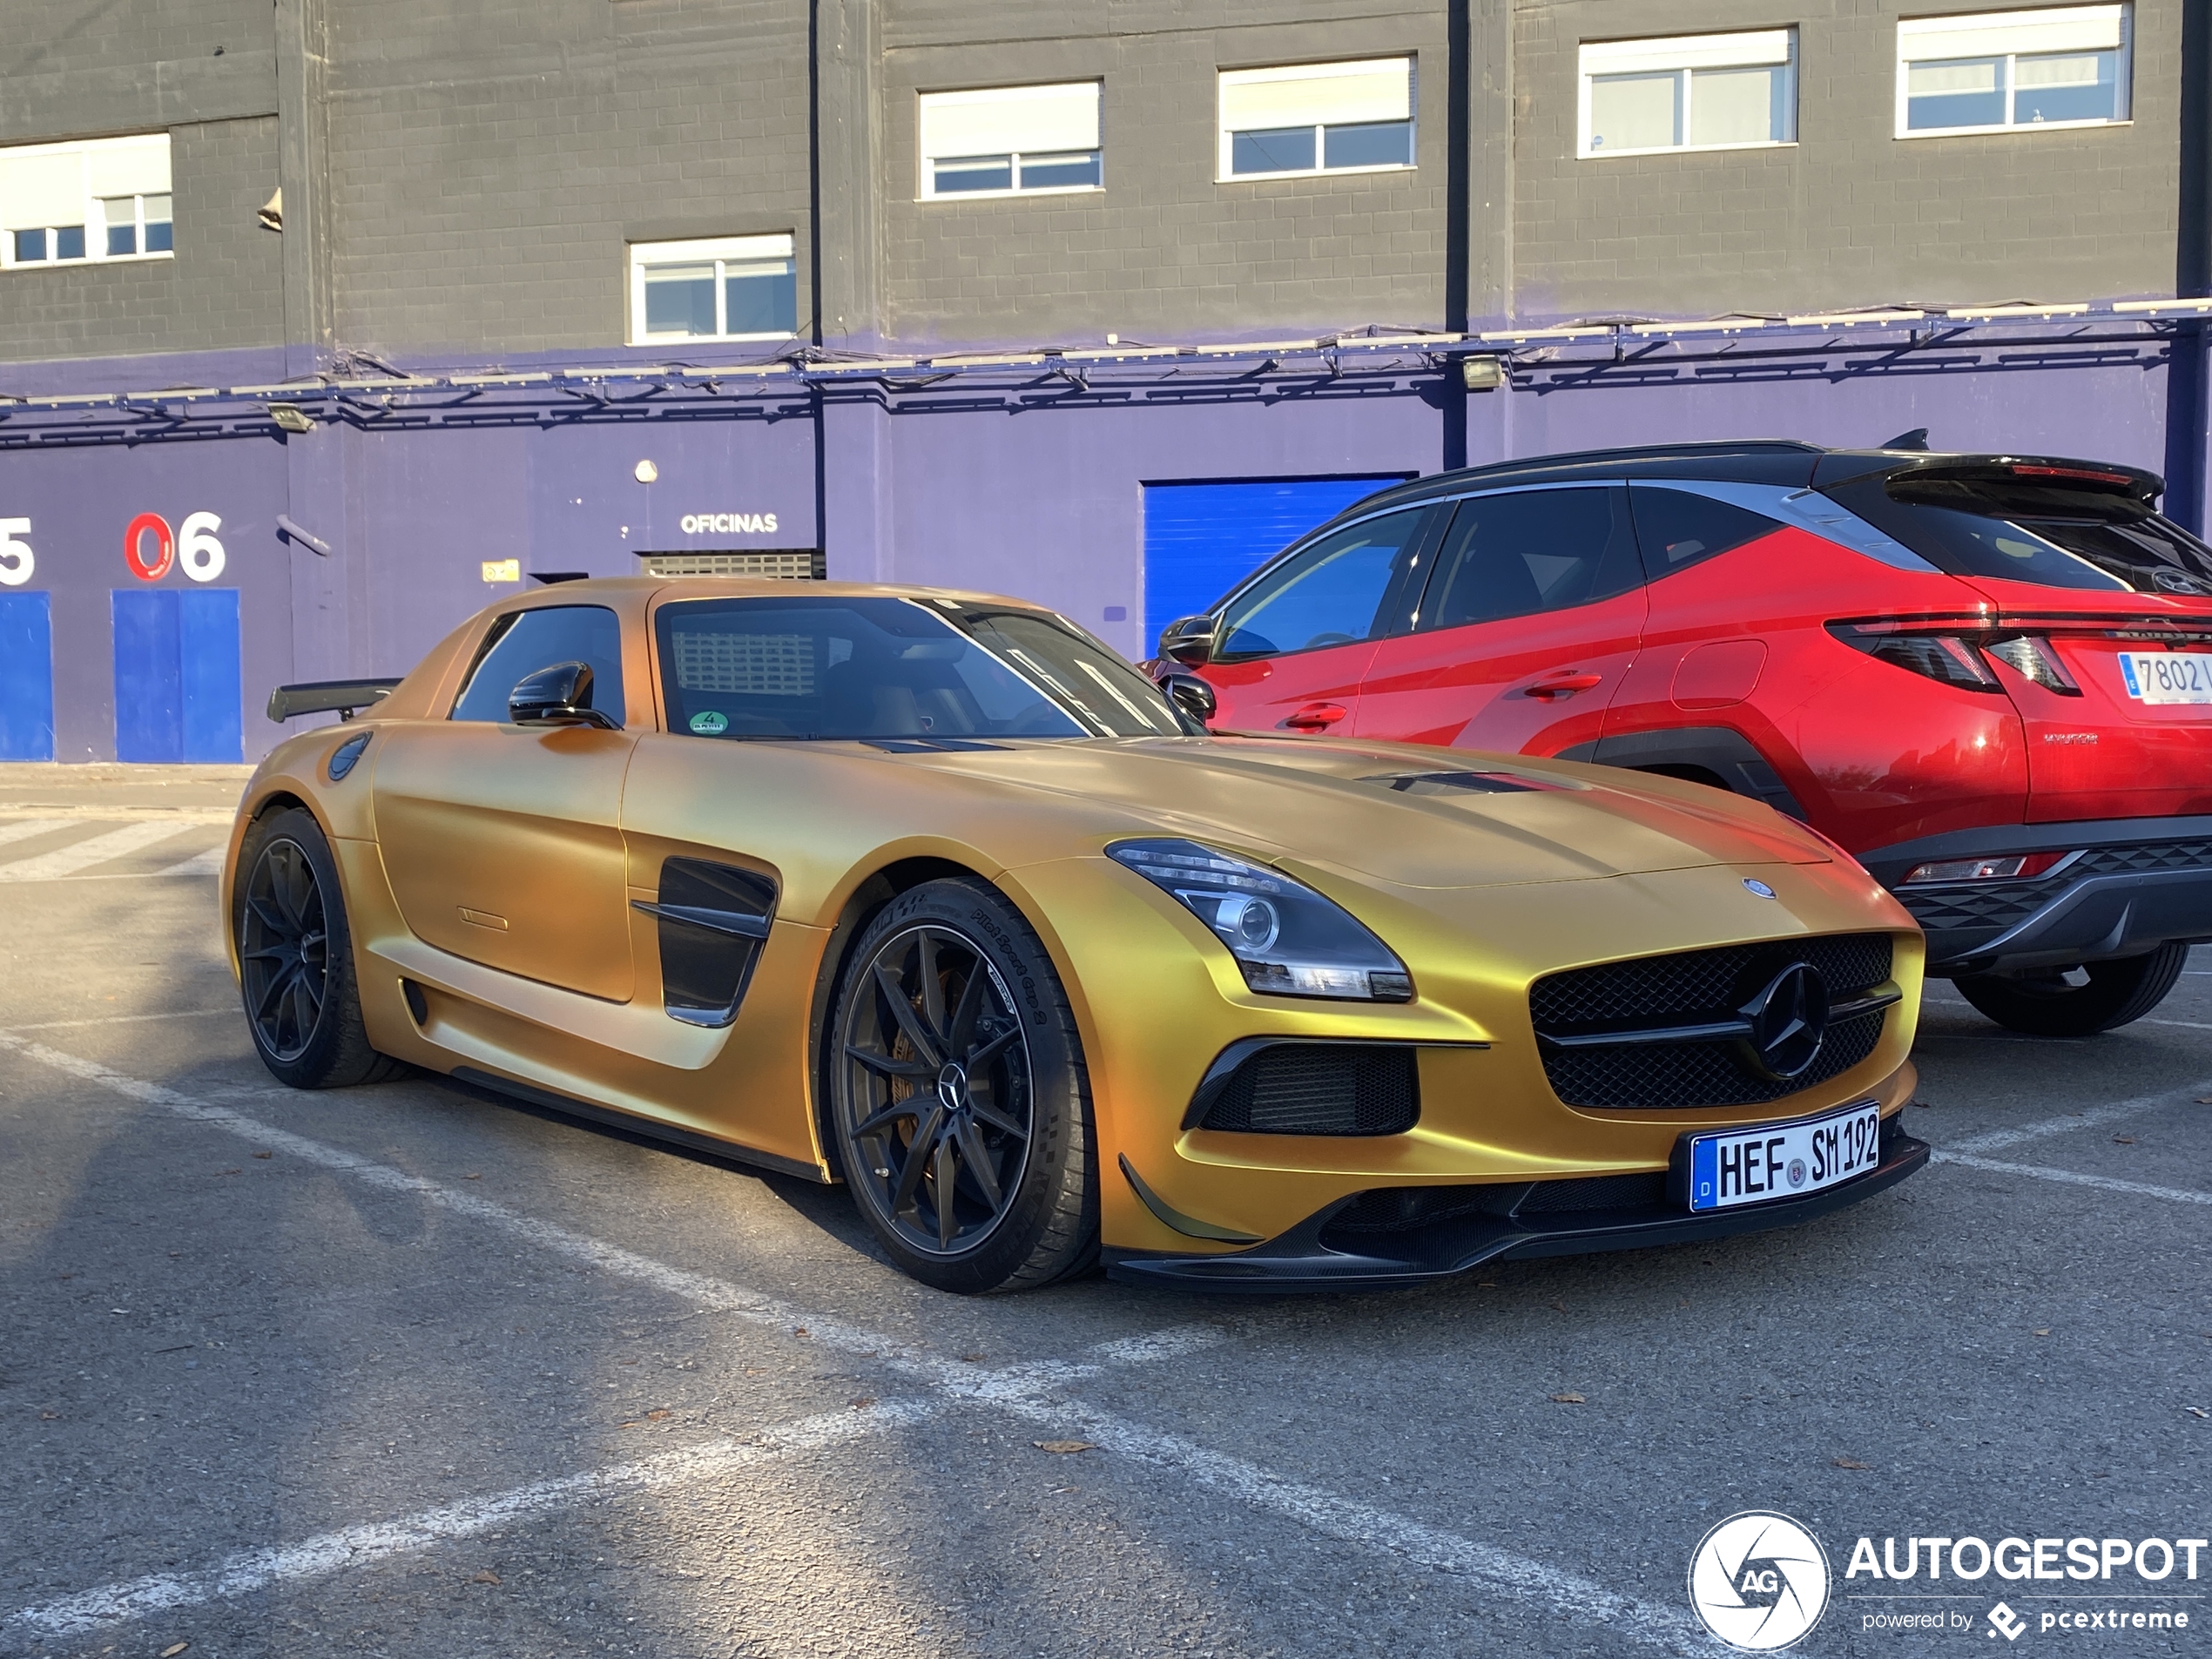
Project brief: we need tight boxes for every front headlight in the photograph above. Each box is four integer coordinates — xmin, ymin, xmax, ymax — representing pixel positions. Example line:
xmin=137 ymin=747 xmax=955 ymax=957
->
xmin=1107 ymin=838 xmax=1413 ymax=1002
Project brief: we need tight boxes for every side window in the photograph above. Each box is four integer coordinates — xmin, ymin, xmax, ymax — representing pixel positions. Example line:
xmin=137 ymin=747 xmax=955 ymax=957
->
xmin=1628 ymin=485 xmax=1786 ymax=578
xmin=1418 ymin=487 xmax=1642 ymax=631
xmin=1215 ymin=508 xmax=1431 ymax=662
xmin=451 ymin=605 xmax=626 ymax=724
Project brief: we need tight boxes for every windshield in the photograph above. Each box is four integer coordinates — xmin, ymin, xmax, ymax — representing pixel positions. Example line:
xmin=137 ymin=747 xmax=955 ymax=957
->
xmin=654 ymin=595 xmax=1196 ymax=741
xmin=1823 ymin=475 xmax=2212 ymax=597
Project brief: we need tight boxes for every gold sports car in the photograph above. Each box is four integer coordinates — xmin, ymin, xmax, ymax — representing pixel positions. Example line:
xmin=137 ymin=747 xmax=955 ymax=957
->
xmin=226 ymin=577 xmax=1929 ymax=1293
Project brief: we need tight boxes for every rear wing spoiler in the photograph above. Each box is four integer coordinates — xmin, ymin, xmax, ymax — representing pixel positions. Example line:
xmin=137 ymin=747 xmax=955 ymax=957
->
xmin=266 ymin=678 xmax=403 ymax=724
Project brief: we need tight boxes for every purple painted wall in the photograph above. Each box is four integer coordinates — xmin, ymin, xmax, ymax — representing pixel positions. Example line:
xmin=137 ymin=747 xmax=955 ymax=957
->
xmin=0 ymin=330 xmax=2184 ymax=760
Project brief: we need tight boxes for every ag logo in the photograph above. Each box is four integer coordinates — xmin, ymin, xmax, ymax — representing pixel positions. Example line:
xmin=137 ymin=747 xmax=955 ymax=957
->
xmin=1688 ymin=1511 xmax=1831 ymax=1650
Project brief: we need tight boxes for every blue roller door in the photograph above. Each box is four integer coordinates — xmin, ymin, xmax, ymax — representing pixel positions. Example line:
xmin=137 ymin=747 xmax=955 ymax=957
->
xmin=0 ymin=591 xmax=55 ymax=761
xmin=112 ymin=589 xmax=243 ymax=763
xmin=1141 ymin=475 xmax=1410 ymax=657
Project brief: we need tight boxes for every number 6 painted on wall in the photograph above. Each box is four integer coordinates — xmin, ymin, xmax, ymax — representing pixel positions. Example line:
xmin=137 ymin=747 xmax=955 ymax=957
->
xmin=179 ymin=511 xmax=226 ymax=582
xmin=0 ymin=517 xmax=30 ymax=586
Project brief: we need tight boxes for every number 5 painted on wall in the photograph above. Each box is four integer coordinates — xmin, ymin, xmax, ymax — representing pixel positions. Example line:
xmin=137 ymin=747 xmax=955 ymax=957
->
xmin=0 ymin=518 xmax=31 ymax=586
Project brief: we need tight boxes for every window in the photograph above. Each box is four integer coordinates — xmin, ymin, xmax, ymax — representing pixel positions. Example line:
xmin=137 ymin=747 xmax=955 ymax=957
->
xmin=628 ymin=235 xmax=797 ymax=345
xmin=654 ymin=596 xmax=1185 ymax=739
xmin=453 ymin=606 xmax=627 ymax=723
xmin=1218 ymin=59 xmax=1415 ymax=179
xmin=1216 ymin=509 xmax=1432 ymax=660
xmin=0 ymin=134 xmax=172 ymax=270
xmin=1897 ymin=6 xmax=2129 ymax=135
xmin=1628 ymin=487 xmax=1785 ymax=577
xmin=1578 ymin=32 xmax=1796 ymax=157
xmin=918 ymin=83 xmax=1103 ymax=199
xmin=1418 ymin=489 xmax=1642 ymax=631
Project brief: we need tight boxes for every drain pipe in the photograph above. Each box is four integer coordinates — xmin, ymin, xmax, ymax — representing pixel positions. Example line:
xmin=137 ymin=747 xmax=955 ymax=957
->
xmin=1441 ymin=0 xmax=1472 ymax=472
xmin=2167 ymin=0 xmax=2211 ymax=532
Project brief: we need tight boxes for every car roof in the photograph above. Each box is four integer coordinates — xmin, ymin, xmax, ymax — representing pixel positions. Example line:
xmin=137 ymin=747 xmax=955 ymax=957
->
xmin=1318 ymin=440 xmax=2165 ymax=526
xmin=495 ymin=576 xmax=1067 ymax=613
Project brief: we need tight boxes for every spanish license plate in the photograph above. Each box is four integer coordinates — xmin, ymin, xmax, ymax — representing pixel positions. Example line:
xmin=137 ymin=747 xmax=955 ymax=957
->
xmin=2117 ymin=651 xmax=2212 ymax=705
xmin=1685 ymin=1102 xmax=1882 ymax=1213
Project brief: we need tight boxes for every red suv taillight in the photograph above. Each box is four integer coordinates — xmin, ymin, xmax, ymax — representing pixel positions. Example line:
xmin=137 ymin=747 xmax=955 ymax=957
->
xmin=1827 ymin=621 xmax=2083 ymax=696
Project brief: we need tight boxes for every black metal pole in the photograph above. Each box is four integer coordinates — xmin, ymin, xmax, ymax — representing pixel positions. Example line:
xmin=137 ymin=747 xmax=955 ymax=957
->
xmin=808 ymin=0 xmax=830 ymax=568
xmin=2166 ymin=0 xmax=2210 ymax=531
xmin=1440 ymin=0 xmax=1472 ymax=473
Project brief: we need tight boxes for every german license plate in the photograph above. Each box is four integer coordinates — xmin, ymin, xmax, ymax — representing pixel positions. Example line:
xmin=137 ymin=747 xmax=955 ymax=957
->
xmin=1685 ymin=1102 xmax=1882 ymax=1213
xmin=2117 ymin=651 xmax=2212 ymax=705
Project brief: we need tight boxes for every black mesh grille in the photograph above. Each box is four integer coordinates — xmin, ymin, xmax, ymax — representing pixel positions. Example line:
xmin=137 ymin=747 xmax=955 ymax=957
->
xmin=1530 ymin=934 xmax=1894 ymax=1110
xmin=1516 ymin=1170 xmax=1670 ymax=1213
xmin=1199 ymin=1044 xmax=1419 ymax=1136
xmin=1898 ymin=841 xmax=2212 ymax=935
xmin=2080 ymin=839 xmax=2212 ymax=874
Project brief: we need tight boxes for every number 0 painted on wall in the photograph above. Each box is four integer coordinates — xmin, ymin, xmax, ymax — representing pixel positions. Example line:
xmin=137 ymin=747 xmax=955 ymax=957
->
xmin=125 ymin=511 xmax=226 ymax=583
xmin=0 ymin=517 xmax=31 ymax=587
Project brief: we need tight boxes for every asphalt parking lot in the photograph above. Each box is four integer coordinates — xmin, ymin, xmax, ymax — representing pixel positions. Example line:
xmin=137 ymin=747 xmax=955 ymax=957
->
xmin=3 ymin=765 xmax=2208 ymax=1659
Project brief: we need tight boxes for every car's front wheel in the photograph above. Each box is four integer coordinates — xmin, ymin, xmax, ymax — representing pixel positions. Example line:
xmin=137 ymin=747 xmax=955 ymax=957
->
xmin=828 ymin=878 xmax=1097 ymax=1294
xmin=1951 ymin=942 xmax=2190 ymax=1037
xmin=234 ymin=806 xmax=403 ymax=1088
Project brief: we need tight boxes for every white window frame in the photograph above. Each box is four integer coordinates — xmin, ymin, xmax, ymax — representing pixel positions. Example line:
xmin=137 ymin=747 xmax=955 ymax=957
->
xmin=1216 ymin=58 xmax=1418 ymax=182
xmin=1894 ymin=5 xmax=2132 ymax=138
xmin=627 ymin=234 xmax=799 ymax=347
xmin=1576 ymin=30 xmax=1797 ymax=159
xmin=0 ymin=133 xmax=172 ymax=273
xmin=917 ymin=83 xmax=1104 ymax=202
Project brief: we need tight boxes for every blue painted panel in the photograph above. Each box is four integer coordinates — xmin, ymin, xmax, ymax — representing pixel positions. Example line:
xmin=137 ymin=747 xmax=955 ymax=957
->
xmin=179 ymin=589 xmax=243 ymax=762
xmin=113 ymin=589 xmax=183 ymax=763
xmin=0 ymin=591 xmax=55 ymax=761
xmin=1141 ymin=476 xmax=1408 ymax=657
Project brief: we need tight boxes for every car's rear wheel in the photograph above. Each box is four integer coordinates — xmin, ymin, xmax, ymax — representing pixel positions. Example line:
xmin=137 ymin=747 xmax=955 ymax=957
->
xmin=1951 ymin=942 xmax=2190 ymax=1037
xmin=234 ymin=806 xmax=403 ymax=1088
xmin=829 ymin=878 xmax=1097 ymax=1294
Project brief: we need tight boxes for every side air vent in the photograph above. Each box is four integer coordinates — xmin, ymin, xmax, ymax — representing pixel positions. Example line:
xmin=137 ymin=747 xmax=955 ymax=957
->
xmin=634 ymin=857 xmax=779 ymax=1028
xmin=1189 ymin=1042 xmax=1419 ymax=1136
xmin=640 ymin=550 xmax=825 ymax=579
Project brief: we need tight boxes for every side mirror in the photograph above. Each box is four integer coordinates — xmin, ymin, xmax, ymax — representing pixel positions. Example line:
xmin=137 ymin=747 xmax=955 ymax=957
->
xmin=509 ymin=661 xmax=620 ymax=730
xmin=1161 ymin=672 xmax=1217 ymax=727
xmin=1157 ymin=614 xmax=1218 ymax=667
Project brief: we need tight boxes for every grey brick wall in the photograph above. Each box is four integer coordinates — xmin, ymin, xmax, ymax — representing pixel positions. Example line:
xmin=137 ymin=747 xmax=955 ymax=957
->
xmin=320 ymin=0 xmax=813 ymax=356
xmin=879 ymin=1 xmax=1450 ymax=346
xmin=0 ymin=115 xmax=284 ymax=362
xmin=0 ymin=0 xmax=275 ymax=145
xmin=1512 ymin=0 xmax=2180 ymax=321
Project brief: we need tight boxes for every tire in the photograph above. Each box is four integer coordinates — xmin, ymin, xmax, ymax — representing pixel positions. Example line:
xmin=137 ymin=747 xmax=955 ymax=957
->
xmin=233 ymin=806 xmax=404 ymax=1088
xmin=1951 ymin=942 xmax=2191 ymax=1037
xmin=827 ymin=877 xmax=1098 ymax=1294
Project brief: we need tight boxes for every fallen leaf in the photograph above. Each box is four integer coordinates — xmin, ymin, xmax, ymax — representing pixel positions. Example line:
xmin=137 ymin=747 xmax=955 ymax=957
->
xmin=1550 ymin=1392 xmax=1586 ymax=1405
xmin=793 ymin=1327 xmax=810 ymax=1339
xmin=848 ymin=1396 xmax=876 ymax=1410
xmin=1549 ymin=1301 xmax=1566 ymax=1312
xmin=252 ymin=1151 xmax=272 ymax=1160
xmin=1034 ymin=1440 xmax=1096 ymax=1454
xmin=2196 ymin=1097 xmax=2212 ymax=1105
xmin=1476 ymin=1281 xmax=1498 ymax=1289
xmin=644 ymin=1408 xmax=672 ymax=1421
xmin=38 ymin=1410 xmax=58 ymax=1420
xmin=472 ymin=1570 xmax=501 ymax=1586
xmin=2186 ymin=1406 xmax=2210 ymax=1420
xmin=464 ymin=1173 xmax=482 ymax=1181
xmin=959 ymin=1352 xmax=986 ymax=1363
xmin=2033 ymin=1328 xmax=2051 ymax=1337
xmin=2114 ymin=1136 xmax=2137 ymax=1145
xmin=160 ymin=1644 xmax=189 ymax=1658
xmin=1833 ymin=1457 xmax=1871 ymax=1470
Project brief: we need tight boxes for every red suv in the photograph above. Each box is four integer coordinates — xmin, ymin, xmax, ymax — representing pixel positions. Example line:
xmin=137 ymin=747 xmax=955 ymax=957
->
xmin=1151 ymin=441 xmax=2212 ymax=1037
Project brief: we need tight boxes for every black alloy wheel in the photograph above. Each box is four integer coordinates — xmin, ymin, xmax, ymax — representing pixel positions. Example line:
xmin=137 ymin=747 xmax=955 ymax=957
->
xmin=1952 ymin=941 xmax=2191 ymax=1037
xmin=830 ymin=879 xmax=1096 ymax=1294
xmin=240 ymin=833 xmax=329 ymax=1063
xmin=233 ymin=806 xmax=402 ymax=1088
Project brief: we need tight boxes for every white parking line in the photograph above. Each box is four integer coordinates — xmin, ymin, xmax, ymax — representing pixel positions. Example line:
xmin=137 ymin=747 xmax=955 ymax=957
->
xmin=0 ymin=1008 xmax=237 ymax=1035
xmin=1932 ymin=1151 xmax=2212 ymax=1207
xmin=0 ymin=821 xmax=188 ymax=882
xmin=2142 ymin=1017 xmax=2212 ymax=1033
xmin=0 ymin=818 xmax=68 ymax=846
xmin=1939 ymin=1077 xmax=2212 ymax=1156
xmin=11 ymin=1398 xmax=942 ymax=1641
xmin=0 ymin=1034 xmax=1722 ymax=1655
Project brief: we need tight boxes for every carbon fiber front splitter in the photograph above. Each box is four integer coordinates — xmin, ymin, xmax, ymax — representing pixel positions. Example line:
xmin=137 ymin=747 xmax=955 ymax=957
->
xmin=1103 ymin=1124 xmax=1930 ymax=1294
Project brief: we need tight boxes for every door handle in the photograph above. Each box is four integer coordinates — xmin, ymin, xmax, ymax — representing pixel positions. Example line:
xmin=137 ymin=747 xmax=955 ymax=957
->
xmin=1523 ymin=671 xmax=1603 ymax=701
xmin=1282 ymin=702 xmax=1348 ymax=731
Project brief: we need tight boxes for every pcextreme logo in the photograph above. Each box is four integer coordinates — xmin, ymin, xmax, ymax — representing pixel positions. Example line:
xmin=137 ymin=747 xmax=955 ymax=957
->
xmin=1689 ymin=1511 xmax=1832 ymax=1650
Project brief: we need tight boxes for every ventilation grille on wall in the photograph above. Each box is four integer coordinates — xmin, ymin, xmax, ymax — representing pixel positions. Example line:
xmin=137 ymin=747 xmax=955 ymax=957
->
xmin=640 ymin=550 xmax=826 ymax=579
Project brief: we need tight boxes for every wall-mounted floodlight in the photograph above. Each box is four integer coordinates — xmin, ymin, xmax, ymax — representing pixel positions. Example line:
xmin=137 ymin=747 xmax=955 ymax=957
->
xmin=1460 ymin=355 xmax=1505 ymax=391
xmin=269 ymin=404 xmax=314 ymax=433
